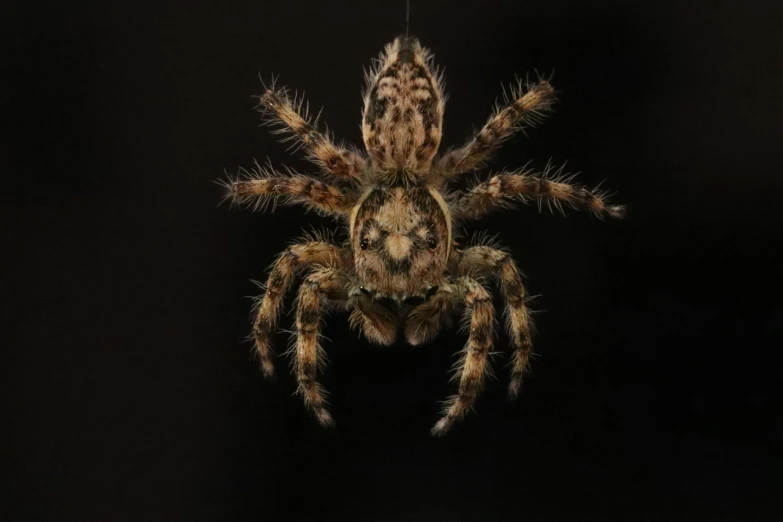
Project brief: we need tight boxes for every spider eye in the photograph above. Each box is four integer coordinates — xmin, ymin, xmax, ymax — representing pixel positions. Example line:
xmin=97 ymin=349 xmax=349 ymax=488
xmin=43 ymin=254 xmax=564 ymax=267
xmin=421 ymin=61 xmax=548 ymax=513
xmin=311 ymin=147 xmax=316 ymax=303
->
xmin=427 ymin=237 xmax=438 ymax=249
xmin=360 ymin=238 xmax=369 ymax=250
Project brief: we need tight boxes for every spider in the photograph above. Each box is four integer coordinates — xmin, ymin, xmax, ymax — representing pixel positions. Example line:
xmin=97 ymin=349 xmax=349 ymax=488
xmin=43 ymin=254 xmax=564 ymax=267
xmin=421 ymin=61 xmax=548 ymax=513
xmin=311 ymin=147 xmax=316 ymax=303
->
xmin=224 ymin=36 xmax=625 ymax=436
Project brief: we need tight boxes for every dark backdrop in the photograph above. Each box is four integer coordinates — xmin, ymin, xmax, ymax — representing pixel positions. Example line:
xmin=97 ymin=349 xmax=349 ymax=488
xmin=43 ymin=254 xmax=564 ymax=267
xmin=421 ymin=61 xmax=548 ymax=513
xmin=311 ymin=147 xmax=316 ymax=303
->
xmin=3 ymin=0 xmax=782 ymax=520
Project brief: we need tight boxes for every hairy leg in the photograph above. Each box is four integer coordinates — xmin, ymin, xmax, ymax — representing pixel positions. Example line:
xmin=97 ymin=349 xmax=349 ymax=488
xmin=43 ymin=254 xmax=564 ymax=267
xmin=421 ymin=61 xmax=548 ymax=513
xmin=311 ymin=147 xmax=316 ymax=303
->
xmin=451 ymin=168 xmax=626 ymax=221
xmin=432 ymin=79 xmax=555 ymax=183
xmin=293 ymin=268 xmax=348 ymax=426
xmin=251 ymin=241 xmax=346 ymax=377
xmin=227 ymin=166 xmax=357 ymax=217
xmin=455 ymin=246 xmax=534 ymax=399
xmin=259 ymin=85 xmax=367 ymax=179
xmin=433 ymin=278 xmax=495 ymax=435
xmin=406 ymin=278 xmax=495 ymax=436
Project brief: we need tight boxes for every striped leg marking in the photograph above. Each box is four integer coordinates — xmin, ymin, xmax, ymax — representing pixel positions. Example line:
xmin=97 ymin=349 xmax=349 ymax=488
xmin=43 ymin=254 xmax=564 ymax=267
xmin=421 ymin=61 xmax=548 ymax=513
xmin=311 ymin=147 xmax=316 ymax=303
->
xmin=456 ymin=246 xmax=534 ymax=399
xmin=293 ymin=268 xmax=346 ymax=426
xmin=252 ymin=242 xmax=345 ymax=377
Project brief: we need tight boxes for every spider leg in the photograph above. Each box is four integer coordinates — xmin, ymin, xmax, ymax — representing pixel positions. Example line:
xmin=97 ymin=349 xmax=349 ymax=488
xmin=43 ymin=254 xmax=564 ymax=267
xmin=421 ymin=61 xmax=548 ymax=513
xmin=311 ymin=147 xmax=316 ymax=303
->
xmin=451 ymin=169 xmax=626 ymax=221
xmin=293 ymin=267 xmax=349 ymax=426
xmin=413 ymin=278 xmax=494 ymax=436
xmin=227 ymin=167 xmax=357 ymax=217
xmin=251 ymin=241 xmax=346 ymax=377
xmin=259 ymin=86 xmax=367 ymax=180
xmin=432 ymin=79 xmax=555 ymax=183
xmin=455 ymin=245 xmax=534 ymax=400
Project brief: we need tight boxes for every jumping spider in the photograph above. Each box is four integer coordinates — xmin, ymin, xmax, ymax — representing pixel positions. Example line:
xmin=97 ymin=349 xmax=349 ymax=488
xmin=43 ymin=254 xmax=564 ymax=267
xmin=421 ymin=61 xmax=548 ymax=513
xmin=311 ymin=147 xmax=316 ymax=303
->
xmin=225 ymin=36 xmax=625 ymax=436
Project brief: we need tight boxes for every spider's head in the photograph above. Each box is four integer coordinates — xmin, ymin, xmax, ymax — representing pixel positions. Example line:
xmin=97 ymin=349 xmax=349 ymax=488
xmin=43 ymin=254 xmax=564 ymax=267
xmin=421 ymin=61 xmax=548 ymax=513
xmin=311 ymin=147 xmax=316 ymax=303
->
xmin=350 ymin=184 xmax=451 ymax=299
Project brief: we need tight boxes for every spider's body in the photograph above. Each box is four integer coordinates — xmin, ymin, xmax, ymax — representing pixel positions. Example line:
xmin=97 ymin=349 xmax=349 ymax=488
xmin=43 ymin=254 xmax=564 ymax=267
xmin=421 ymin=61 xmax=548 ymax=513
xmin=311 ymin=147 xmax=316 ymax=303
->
xmin=226 ymin=36 xmax=624 ymax=435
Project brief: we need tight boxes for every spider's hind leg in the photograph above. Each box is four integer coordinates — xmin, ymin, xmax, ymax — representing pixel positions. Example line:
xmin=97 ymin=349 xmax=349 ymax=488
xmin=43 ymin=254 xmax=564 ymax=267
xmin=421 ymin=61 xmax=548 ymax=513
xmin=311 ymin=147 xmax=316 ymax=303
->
xmin=432 ymin=78 xmax=556 ymax=183
xmin=258 ymin=84 xmax=367 ymax=180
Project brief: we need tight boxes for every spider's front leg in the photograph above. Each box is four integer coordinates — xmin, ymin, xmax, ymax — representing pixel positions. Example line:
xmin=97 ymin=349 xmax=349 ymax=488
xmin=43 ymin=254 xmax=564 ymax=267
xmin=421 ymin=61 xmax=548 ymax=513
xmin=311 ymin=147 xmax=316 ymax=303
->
xmin=408 ymin=278 xmax=496 ymax=436
xmin=251 ymin=241 xmax=346 ymax=377
xmin=452 ymin=169 xmax=626 ymax=221
xmin=293 ymin=267 xmax=349 ymax=426
xmin=259 ymin=86 xmax=367 ymax=179
xmin=432 ymin=79 xmax=556 ymax=183
xmin=455 ymin=246 xmax=534 ymax=399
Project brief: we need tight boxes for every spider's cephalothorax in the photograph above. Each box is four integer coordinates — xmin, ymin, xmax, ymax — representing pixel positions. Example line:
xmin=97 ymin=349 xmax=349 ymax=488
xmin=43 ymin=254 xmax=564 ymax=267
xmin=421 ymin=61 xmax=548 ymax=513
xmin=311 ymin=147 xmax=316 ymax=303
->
xmin=225 ymin=36 xmax=625 ymax=436
xmin=351 ymin=183 xmax=450 ymax=299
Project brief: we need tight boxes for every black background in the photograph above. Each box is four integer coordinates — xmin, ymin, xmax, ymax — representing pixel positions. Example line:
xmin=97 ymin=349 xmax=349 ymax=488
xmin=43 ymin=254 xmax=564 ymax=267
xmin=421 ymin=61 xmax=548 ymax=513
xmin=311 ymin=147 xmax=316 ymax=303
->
xmin=3 ymin=0 xmax=782 ymax=520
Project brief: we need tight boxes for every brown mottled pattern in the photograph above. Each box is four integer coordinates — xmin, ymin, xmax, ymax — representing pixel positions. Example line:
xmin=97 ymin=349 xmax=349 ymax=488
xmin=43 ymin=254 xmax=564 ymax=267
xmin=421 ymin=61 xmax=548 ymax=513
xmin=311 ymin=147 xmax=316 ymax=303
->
xmin=362 ymin=37 xmax=445 ymax=176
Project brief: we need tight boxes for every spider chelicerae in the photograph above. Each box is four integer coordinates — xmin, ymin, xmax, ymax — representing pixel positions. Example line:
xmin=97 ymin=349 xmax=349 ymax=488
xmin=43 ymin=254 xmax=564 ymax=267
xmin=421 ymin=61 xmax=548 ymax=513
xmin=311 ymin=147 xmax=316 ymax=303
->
xmin=224 ymin=36 xmax=625 ymax=436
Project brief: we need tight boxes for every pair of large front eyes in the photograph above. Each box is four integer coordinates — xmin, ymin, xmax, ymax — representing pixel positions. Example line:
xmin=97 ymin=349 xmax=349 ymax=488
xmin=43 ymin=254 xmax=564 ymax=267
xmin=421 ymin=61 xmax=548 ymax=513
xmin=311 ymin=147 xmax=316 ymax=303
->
xmin=359 ymin=236 xmax=438 ymax=250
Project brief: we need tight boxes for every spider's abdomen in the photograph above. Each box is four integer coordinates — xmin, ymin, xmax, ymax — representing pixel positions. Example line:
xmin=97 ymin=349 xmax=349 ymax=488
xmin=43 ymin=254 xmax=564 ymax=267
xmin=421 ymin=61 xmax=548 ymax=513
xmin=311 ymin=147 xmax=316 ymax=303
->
xmin=362 ymin=36 xmax=445 ymax=175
